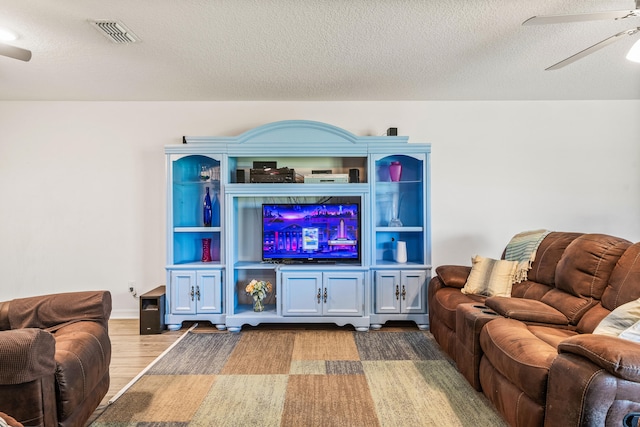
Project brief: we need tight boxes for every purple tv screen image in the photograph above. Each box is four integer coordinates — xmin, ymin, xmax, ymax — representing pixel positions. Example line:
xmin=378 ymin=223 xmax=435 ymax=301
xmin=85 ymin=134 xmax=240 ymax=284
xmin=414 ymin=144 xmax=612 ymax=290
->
xmin=262 ymin=203 xmax=360 ymax=263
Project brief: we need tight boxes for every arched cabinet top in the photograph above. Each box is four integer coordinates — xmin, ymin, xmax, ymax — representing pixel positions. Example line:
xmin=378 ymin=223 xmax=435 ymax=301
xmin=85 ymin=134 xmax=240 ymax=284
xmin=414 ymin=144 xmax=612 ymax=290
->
xmin=173 ymin=120 xmax=426 ymax=156
xmin=235 ymin=120 xmax=361 ymax=144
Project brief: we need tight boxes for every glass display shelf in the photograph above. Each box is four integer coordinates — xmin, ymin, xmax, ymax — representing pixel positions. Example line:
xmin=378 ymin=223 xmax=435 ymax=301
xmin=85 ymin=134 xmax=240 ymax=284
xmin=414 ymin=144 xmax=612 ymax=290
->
xmin=174 ymin=227 xmax=222 ymax=232
xmin=375 ymin=179 xmax=422 ymax=185
xmin=376 ymin=226 xmax=423 ymax=232
xmin=174 ymin=179 xmax=221 ymax=186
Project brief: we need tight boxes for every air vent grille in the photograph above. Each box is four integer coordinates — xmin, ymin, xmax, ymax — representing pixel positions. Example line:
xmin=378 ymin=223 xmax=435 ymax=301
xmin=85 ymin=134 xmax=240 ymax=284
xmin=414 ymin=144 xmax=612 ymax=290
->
xmin=90 ymin=20 xmax=140 ymax=44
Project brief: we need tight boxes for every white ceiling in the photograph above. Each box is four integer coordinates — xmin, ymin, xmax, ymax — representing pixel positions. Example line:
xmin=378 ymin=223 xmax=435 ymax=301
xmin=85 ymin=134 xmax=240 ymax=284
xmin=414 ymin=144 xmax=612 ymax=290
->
xmin=1 ymin=0 xmax=639 ymax=101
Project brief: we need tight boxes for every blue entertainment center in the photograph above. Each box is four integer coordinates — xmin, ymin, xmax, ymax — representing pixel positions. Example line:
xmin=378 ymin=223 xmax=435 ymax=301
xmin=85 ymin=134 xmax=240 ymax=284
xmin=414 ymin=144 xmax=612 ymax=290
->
xmin=164 ymin=120 xmax=431 ymax=332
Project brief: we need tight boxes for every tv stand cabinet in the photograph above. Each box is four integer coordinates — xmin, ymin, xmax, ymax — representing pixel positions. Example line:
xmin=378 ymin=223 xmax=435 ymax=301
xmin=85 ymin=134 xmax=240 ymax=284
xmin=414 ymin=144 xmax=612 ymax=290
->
xmin=164 ymin=120 xmax=431 ymax=332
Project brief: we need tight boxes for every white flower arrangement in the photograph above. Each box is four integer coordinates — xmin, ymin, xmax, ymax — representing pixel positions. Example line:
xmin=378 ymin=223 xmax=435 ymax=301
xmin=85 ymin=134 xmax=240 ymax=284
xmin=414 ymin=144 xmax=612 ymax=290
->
xmin=245 ymin=279 xmax=273 ymax=302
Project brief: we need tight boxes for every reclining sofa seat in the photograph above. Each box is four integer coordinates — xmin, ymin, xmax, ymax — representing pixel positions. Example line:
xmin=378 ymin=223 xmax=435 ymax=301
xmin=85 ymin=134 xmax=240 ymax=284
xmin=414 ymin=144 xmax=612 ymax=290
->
xmin=427 ymin=231 xmax=583 ymax=359
xmin=0 ymin=291 xmax=112 ymax=427
xmin=479 ymin=234 xmax=635 ymax=427
xmin=428 ymin=232 xmax=640 ymax=427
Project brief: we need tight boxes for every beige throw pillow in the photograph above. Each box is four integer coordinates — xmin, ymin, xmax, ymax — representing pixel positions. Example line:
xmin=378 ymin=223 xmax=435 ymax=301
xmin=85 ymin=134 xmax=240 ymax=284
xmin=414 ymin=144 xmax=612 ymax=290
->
xmin=593 ymin=298 xmax=640 ymax=343
xmin=461 ymin=255 xmax=518 ymax=297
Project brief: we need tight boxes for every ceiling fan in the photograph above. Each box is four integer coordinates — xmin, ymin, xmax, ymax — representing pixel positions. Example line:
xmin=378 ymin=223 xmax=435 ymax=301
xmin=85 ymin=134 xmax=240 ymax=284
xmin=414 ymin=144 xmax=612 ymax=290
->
xmin=0 ymin=42 xmax=31 ymax=62
xmin=523 ymin=0 xmax=640 ymax=70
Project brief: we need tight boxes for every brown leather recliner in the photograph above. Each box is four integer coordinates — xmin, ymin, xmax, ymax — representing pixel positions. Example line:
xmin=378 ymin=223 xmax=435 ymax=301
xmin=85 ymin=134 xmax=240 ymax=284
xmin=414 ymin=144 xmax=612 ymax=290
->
xmin=0 ymin=291 xmax=112 ymax=427
xmin=428 ymin=233 xmax=640 ymax=426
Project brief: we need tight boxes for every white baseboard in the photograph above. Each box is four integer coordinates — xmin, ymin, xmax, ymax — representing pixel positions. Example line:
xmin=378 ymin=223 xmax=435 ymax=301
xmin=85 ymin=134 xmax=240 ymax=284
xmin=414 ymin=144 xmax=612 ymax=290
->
xmin=110 ymin=308 xmax=139 ymax=319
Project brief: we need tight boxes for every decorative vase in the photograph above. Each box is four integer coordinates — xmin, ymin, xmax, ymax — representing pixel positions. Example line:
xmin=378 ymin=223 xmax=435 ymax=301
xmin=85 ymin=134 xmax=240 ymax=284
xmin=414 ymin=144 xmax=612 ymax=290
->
xmin=210 ymin=190 xmax=219 ymax=227
xmin=253 ymin=298 xmax=265 ymax=312
xmin=388 ymin=191 xmax=403 ymax=227
xmin=200 ymin=165 xmax=210 ymax=181
xmin=202 ymin=238 xmax=212 ymax=262
xmin=389 ymin=161 xmax=402 ymax=182
xmin=203 ymin=187 xmax=212 ymax=227
xmin=395 ymin=241 xmax=408 ymax=263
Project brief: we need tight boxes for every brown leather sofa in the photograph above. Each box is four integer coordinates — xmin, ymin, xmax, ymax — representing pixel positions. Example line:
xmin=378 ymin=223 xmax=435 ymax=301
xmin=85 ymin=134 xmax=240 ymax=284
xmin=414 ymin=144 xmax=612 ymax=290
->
xmin=0 ymin=291 xmax=112 ymax=427
xmin=428 ymin=232 xmax=640 ymax=427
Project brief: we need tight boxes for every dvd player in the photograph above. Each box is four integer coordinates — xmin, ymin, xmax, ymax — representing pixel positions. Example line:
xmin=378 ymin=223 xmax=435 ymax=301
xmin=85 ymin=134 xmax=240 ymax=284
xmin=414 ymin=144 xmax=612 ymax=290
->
xmin=303 ymin=173 xmax=349 ymax=183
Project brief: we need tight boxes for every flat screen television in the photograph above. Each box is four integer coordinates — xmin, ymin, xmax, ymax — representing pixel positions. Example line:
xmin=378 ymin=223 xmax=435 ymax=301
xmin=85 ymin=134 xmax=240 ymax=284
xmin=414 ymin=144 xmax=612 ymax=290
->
xmin=262 ymin=203 xmax=360 ymax=264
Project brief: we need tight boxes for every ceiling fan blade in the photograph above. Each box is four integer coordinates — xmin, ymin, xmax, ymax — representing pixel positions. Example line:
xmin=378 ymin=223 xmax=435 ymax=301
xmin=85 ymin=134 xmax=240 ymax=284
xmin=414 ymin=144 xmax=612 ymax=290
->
xmin=0 ymin=43 xmax=32 ymax=62
xmin=546 ymin=28 xmax=639 ymax=70
xmin=523 ymin=9 xmax=639 ymax=25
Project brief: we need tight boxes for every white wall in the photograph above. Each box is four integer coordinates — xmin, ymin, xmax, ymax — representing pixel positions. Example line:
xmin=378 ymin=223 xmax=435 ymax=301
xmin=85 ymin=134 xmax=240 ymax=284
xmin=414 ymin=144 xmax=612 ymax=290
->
xmin=1 ymin=101 xmax=638 ymax=317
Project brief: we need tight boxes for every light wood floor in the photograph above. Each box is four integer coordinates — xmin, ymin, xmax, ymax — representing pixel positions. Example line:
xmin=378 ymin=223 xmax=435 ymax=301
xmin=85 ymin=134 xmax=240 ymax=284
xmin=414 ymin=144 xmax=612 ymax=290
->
xmin=87 ymin=319 xmax=184 ymax=425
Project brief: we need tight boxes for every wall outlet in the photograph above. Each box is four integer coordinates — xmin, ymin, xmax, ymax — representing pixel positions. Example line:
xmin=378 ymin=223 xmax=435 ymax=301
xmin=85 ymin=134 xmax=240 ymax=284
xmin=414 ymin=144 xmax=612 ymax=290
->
xmin=128 ymin=281 xmax=137 ymax=298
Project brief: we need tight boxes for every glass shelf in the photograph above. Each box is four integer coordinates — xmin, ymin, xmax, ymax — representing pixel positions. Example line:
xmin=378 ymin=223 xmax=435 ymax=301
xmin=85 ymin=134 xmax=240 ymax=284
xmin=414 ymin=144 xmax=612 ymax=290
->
xmin=174 ymin=179 xmax=221 ymax=186
xmin=375 ymin=179 xmax=422 ymax=185
xmin=174 ymin=227 xmax=221 ymax=233
xmin=376 ymin=226 xmax=423 ymax=232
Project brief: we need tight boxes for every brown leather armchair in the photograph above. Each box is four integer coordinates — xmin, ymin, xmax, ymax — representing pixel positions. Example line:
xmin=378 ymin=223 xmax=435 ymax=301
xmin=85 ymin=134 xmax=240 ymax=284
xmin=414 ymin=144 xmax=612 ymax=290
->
xmin=0 ymin=291 xmax=112 ymax=427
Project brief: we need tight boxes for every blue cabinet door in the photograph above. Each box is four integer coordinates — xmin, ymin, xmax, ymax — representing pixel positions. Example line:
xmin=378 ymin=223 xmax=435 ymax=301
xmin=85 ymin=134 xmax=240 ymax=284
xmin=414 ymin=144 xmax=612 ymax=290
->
xmin=282 ymin=272 xmax=323 ymax=316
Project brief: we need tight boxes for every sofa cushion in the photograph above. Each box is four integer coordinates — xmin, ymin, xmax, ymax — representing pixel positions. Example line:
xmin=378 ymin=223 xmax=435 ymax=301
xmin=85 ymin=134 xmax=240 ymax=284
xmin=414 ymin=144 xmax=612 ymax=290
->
xmin=525 ymin=232 xmax=583 ymax=286
xmin=576 ymin=242 xmax=640 ymax=334
xmin=485 ymin=297 xmax=569 ymax=325
xmin=480 ymin=318 xmax=569 ymax=404
xmin=554 ymin=234 xmax=631 ymax=300
xmin=510 ymin=280 xmax=554 ymax=300
xmin=546 ymin=234 xmax=631 ymax=324
xmin=576 ymin=303 xmax=610 ymax=333
xmin=461 ymin=256 xmax=518 ymax=297
xmin=540 ymin=289 xmax=598 ymax=326
xmin=600 ymin=242 xmax=640 ymax=312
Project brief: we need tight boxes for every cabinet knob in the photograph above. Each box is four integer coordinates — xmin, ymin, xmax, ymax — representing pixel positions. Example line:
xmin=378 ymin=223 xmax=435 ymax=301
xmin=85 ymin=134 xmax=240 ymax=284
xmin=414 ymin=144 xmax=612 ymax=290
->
xmin=395 ymin=284 xmax=400 ymax=300
xmin=323 ymin=287 xmax=328 ymax=304
xmin=317 ymin=288 xmax=321 ymax=304
xmin=196 ymin=286 xmax=201 ymax=301
xmin=401 ymin=285 xmax=406 ymax=300
xmin=190 ymin=286 xmax=195 ymax=301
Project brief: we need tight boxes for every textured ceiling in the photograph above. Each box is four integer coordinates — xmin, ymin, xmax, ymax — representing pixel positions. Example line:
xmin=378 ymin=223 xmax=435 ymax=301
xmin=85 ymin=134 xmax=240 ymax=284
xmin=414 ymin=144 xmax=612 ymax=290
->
xmin=1 ymin=0 xmax=639 ymax=101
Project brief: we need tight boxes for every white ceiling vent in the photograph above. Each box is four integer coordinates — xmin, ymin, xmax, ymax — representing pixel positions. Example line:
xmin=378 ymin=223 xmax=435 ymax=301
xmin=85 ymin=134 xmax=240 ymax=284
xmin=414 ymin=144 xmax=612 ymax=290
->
xmin=89 ymin=20 xmax=140 ymax=44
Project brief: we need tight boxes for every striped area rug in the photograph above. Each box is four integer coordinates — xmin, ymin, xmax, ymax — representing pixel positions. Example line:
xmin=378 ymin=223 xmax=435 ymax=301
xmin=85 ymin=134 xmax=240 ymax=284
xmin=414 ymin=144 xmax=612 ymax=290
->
xmin=90 ymin=328 xmax=506 ymax=426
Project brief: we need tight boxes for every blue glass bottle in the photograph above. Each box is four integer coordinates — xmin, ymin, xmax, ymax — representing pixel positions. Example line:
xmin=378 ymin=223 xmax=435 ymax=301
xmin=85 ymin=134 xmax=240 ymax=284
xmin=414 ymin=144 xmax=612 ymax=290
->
xmin=203 ymin=187 xmax=212 ymax=227
xmin=211 ymin=190 xmax=219 ymax=227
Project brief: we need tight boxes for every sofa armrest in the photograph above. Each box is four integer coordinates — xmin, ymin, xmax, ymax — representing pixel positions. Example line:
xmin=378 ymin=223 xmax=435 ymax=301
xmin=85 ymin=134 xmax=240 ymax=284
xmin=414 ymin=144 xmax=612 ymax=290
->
xmin=558 ymin=334 xmax=640 ymax=382
xmin=3 ymin=290 xmax=112 ymax=330
xmin=485 ymin=296 xmax=569 ymax=325
xmin=0 ymin=329 xmax=56 ymax=385
xmin=546 ymin=348 xmax=640 ymax=427
xmin=434 ymin=265 xmax=472 ymax=289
